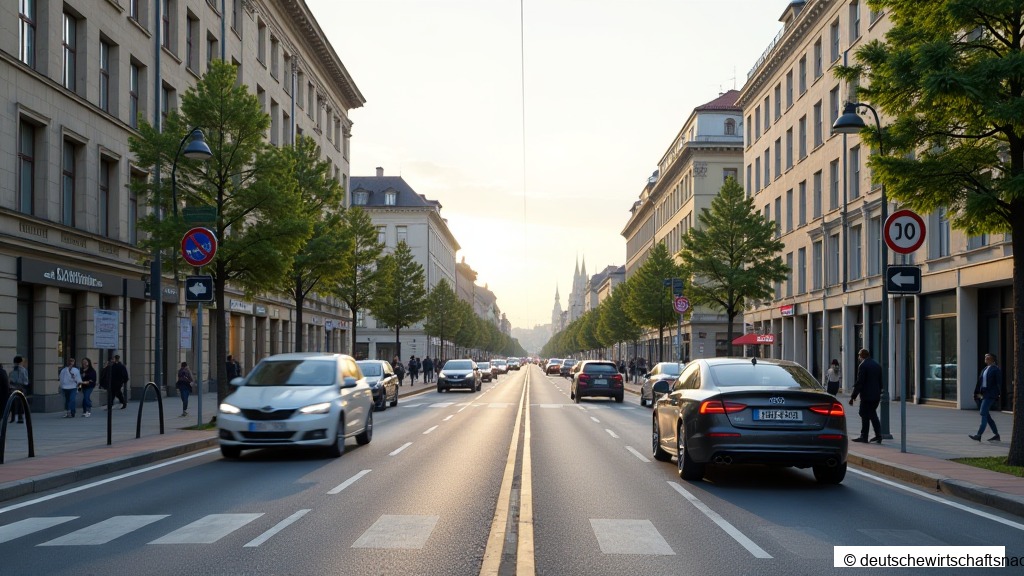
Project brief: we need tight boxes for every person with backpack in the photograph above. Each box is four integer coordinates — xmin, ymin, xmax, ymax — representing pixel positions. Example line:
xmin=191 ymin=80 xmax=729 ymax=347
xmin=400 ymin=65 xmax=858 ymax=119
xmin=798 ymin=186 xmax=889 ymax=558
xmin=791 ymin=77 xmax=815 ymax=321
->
xmin=408 ymin=356 xmax=419 ymax=384
xmin=9 ymin=355 xmax=29 ymax=423
xmin=395 ymin=359 xmax=406 ymax=386
xmin=422 ymin=356 xmax=434 ymax=383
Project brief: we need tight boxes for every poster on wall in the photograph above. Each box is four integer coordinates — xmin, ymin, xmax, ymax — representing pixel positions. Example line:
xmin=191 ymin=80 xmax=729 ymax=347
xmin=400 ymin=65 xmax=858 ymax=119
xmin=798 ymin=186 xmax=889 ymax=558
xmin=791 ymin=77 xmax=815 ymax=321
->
xmin=179 ymin=318 xmax=193 ymax=349
xmin=93 ymin=310 xmax=120 ymax=350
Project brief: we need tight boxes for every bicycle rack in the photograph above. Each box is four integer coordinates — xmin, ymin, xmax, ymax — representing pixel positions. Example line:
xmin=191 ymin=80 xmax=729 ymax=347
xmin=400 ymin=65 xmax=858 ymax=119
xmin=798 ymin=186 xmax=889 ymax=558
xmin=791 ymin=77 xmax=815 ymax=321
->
xmin=136 ymin=382 xmax=165 ymax=439
xmin=0 ymin=391 xmax=35 ymax=464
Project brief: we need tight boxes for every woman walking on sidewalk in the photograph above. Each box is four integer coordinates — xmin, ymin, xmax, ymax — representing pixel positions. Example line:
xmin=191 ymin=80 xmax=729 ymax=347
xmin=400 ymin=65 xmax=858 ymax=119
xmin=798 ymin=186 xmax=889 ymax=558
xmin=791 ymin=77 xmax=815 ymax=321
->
xmin=176 ymin=362 xmax=194 ymax=418
xmin=59 ymin=358 xmax=82 ymax=418
xmin=80 ymin=358 xmax=97 ymax=417
xmin=826 ymin=359 xmax=842 ymax=396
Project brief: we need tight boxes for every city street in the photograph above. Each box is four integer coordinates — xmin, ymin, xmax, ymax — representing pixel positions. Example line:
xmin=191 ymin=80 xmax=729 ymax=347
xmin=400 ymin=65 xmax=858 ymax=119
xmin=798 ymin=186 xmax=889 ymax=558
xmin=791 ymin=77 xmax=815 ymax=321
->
xmin=0 ymin=365 xmax=1021 ymax=575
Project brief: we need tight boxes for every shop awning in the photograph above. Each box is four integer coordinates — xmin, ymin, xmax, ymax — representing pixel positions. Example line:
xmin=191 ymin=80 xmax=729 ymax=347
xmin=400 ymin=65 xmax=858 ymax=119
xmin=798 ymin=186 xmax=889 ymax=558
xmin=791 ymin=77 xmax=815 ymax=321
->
xmin=732 ymin=333 xmax=775 ymax=345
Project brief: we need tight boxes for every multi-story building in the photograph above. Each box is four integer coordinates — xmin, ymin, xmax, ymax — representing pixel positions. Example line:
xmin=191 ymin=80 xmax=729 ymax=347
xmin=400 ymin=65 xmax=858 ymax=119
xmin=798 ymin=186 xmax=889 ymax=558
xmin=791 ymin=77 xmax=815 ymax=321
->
xmin=740 ymin=1 xmax=1013 ymax=411
xmin=584 ymin=264 xmax=621 ymax=313
xmin=350 ymin=168 xmax=459 ymax=361
xmin=1 ymin=0 xmax=362 ymax=410
xmin=596 ymin=266 xmax=625 ymax=306
xmin=621 ymin=90 xmax=745 ymax=362
xmin=455 ymin=257 xmax=476 ymax=305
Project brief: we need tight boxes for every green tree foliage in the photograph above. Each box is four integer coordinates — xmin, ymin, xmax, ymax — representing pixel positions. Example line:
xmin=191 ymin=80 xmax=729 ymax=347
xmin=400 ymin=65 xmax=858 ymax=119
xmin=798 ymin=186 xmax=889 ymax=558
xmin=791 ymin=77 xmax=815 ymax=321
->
xmin=130 ymin=60 xmax=306 ymax=402
xmin=623 ymin=242 xmax=684 ymax=362
xmin=598 ymin=283 xmax=642 ymax=360
xmin=835 ymin=0 xmax=1024 ymax=465
xmin=336 ymin=207 xmax=384 ymax=354
xmin=424 ymin=279 xmax=461 ymax=362
xmin=678 ymin=177 xmax=788 ymax=355
xmin=368 ymin=241 xmax=428 ymax=359
xmin=453 ymin=300 xmax=479 ymax=354
xmin=280 ymin=136 xmax=351 ymax=352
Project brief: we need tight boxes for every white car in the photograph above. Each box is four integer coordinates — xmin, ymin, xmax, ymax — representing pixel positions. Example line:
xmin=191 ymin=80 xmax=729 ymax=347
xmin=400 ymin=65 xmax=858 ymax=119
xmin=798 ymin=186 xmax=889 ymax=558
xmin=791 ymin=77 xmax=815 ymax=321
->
xmin=217 ymin=353 xmax=374 ymax=458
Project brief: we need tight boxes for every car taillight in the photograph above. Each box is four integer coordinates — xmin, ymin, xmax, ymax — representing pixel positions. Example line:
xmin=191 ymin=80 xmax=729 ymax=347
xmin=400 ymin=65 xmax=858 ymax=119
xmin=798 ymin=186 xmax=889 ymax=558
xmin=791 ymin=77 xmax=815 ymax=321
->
xmin=699 ymin=400 xmax=747 ymax=414
xmin=818 ymin=434 xmax=844 ymax=440
xmin=578 ymin=374 xmax=590 ymax=384
xmin=809 ymin=402 xmax=845 ymax=416
xmin=706 ymin=432 xmax=741 ymax=437
xmin=612 ymin=374 xmax=623 ymax=387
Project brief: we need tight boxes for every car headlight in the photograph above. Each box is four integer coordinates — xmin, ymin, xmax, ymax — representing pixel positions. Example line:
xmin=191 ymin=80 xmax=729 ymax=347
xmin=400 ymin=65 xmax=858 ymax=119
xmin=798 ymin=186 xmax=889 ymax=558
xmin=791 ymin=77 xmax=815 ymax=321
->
xmin=219 ymin=403 xmax=241 ymax=415
xmin=299 ymin=402 xmax=332 ymax=415
xmin=438 ymin=372 xmax=446 ymax=379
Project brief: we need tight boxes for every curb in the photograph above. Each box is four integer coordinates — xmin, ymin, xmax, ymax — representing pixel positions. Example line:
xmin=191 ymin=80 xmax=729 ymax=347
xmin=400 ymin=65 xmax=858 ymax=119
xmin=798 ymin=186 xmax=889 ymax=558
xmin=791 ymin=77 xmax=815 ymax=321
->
xmin=847 ymin=452 xmax=1024 ymax=518
xmin=0 ymin=436 xmax=218 ymax=504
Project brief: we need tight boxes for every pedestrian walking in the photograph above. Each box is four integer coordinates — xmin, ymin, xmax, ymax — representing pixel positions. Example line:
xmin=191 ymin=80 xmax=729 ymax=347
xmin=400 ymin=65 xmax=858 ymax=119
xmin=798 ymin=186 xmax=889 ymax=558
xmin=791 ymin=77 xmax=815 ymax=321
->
xmin=80 ymin=358 xmax=97 ymax=417
xmin=435 ymin=359 xmax=443 ymax=378
xmin=618 ymin=360 xmax=626 ymax=375
xmin=628 ymin=359 xmax=636 ymax=383
xmin=59 ymin=358 xmax=83 ymax=418
xmin=106 ymin=355 xmax=129 ymax=409
xmin=234 ymin=358 xmax=243 ymax=378
xmin=176 ymin=362 xmax=194 ymax=418
xmin=970 ymin=353 xmax=1002 ymax=442
xmin=9 ymin=356 xmax=28 ymax=423
xmin=423 ymin=356 xmax=434 ymax=383
xmin=395 ymin=360 xmax=406 ymax=386
xmin=826 ymin=359 xmax=842 ymax=396
xmin=226 ymin=355 xmax=239 ymax=381
xmin=408 ymin=356 xmax=418 ymax=384
xmin=850 ymin=349 xmax=882 ymax=443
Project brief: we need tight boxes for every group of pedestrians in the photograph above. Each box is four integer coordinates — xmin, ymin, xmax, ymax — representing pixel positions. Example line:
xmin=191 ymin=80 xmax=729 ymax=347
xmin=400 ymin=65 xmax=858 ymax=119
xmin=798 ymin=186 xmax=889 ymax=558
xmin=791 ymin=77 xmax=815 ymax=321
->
xmin=626 ymin=357 xmax=648 ymax=383
xmin=389 ymin=355 xmax=439 ymax=386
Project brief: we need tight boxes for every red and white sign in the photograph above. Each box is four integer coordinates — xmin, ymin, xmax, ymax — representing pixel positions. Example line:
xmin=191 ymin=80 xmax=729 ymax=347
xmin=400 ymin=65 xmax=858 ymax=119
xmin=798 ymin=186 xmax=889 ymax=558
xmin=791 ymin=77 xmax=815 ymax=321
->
xmin=780 ymin=304 xmax=795 ymax=317
xmin=884 ymin=209 xmax=926 ymax=255
xmin=181 ymin=227 xmax=218 ymax=267
xmin=732 ymin=333 xmax=775 ymax=345
xmin=673 ymin=297 xmax=690 ymax=314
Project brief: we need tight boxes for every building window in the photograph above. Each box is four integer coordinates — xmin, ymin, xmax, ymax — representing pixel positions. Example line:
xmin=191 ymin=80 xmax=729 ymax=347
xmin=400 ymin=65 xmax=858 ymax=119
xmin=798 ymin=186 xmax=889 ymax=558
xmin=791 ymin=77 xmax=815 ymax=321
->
xmin=724 ymin=168 xmax=738 ymax=184
xmin=257 ymin=19 xmax=267 ymax=64
xmin=162 ymin=0 xmax=177 ymax=52
xmin=270 ymin=36 xmax=280 ymax=79
xmin=786 ymin=70 xmax=793 ymax=108
xmin=785 ymin=189 xmax=793 ymax=232
xmin=62 ymin=12 xmax=77 ymax=92
xmin=283 ymin=53 xmax=292 ymax=94
xmin=814 ymin=38 xmax=823 ymax=78
xmin=938 ymin=207 xmax=950 ymax=257
xmin=798 ymin=247 xmax=807 ymax=294
xmin=850 ymin=0 xmax=861 ymax=38
xmin=746 ymin=115 xmax=752 ymax=145
xmin=129 ymin=0 xmax=139 ymax=21
xmin=353 ymin=191 xmax=368 ymax=206
xmin=830 ymin=20 xmax=841 ymax=62
xmin=376 ymin=225 xmax=386 ymax=245
xmin=19 ymin=0 xmax=36 ymax=68
xmin=129 ymin=63 xmax=141 ymax=128
xmin=746 ymin=164 xmax=752 ymax=195
xmin=798 ymin=181 xmax=807 ymax=226
xmin=186 ymin=14 xmax=198 ymax=70
xmin=867 ymin=216 xmax=881 ymax=275
xmin=18 ymin=121 xmax=35 ymax=215
xmin=384 ymin=191 xmax=396 ymax=206
xmin=774 ymin=197 xmax=782 ymax=237
xmin=99 ymin=41 xmax=111 ymax=112
xmin=764 ymin=149 xmax=770 ymax=185
xmin=827 ymin=234 xmax=840 ymax=286
xmin=161 ymin=83 xmax=175 ymax=128
xmin=814 ymin=101 xmax=823 ymax=147
xmin=307 ymin=83 xmax=315 ymax=118
xmin=851 ymin=225 xmax=863 ymax=279
xmin=207 ymin=32 xmax=218 ymax=66
xmin=799 ymin=56 xmax=807 ymax=93
xmin=232 ymin=0 xmax=242 ymax=33
xmin=396 ymin=225 xmax=408 ymax=245
xmin=754 ymin=107 xmax=761 ymax=140
xmin=813 ymin=171 xmax=823 ymax=218
xmin=798 ymin=116 xmax=807 ymax=159
xmin=785 ymin=128 xmax=793 ymax=170
xmin=829 ymin=159 xmax=840 ymax=210
xmin=774 ymin=138 xmax=782 ymax=178
xmin=764 ymin=96 xmax=770 ymax=131
xmin=830 ymin=85 xmax=840 ymax=126
xmin=786 ymin=252 xmax=794 ymax=297
xmin=850 ymin=146 xmax=861 ymax=199
xmin=774 ymin=84 xmax=782 ymax=121
xmin=297 ymin=70 xmax=305 ymax=108
xmin=99 ymin=160 xmax=112 ymax=237
xmin=62 ymin=141 xmax=77 ymax=227
xmin=755 ymin=158 xmax=761 ymax=191
xmin=724 ymin=118 xmax=736 ymax=136
xmin=812 ymin=240 xmax=823 ymax=290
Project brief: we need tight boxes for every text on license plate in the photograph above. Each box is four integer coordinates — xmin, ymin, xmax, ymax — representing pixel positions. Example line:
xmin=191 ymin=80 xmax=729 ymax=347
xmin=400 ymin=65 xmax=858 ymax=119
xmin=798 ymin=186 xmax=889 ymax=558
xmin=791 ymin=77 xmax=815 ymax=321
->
xmin=249 ymin=422 xmax=288 ymax=432
xmin=594 ymin=379 xmax=607 ymax=387
xmin=754 ymin=409 xmax=802 ymax=421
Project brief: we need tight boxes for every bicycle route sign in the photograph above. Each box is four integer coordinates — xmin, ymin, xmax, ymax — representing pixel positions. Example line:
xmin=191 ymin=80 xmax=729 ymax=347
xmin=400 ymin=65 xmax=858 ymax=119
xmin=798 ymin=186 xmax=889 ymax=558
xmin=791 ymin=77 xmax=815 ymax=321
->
xmin=181 ymin=227 xmax=218 ymax=267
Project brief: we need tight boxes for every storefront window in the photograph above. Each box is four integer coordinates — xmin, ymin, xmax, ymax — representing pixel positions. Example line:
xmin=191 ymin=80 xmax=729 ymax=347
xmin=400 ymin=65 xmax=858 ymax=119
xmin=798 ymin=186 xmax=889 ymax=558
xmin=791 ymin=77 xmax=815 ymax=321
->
xmin=921 ymin=292 xmax=957 ymax=400
xmin=869 ymin=303 xmax=881 ymax=358
xmin=17 ymin=286 xmax=33 ymax=393
xmin=811 ymin=312 xmax=822 ymax=382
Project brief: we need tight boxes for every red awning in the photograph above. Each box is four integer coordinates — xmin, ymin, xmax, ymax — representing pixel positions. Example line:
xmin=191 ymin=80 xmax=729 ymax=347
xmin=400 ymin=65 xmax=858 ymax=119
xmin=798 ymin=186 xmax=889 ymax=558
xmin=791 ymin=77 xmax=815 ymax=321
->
xmin=732 ymin=333 xmax=775 ymax=345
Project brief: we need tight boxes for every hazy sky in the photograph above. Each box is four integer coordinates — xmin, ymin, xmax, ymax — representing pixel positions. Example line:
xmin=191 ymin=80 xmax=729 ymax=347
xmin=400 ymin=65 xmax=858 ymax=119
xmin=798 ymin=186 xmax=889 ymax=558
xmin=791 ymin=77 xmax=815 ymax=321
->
xmin=311 ymin=0 xmax=785 ymax=330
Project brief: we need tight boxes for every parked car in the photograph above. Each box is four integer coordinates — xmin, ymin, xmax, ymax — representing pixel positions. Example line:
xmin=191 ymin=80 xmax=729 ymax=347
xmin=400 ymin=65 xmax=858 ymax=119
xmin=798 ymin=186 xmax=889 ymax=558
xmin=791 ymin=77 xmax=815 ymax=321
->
xmin=508 ymin=358 xmax=521 ymax=371
xmin=478 ymin=361 xmax=494 ymax=382
xmin=559 ymin=359 xmax=577 ymax=378
xmin=493 ymin=359 xmax=509 ymax=375
xmin=652 ymin=358 xmax=848 ymax=484
xmin=545 ymin=359 xmax=562 ymax=375
xmin=356 ymin=360 xmax=400 ymax=411
xmin=570 ymin=360 xmax=624 ymax=403
xmin=639 ymin=362 xmax=684 ymax=407
xmin=438 ymin=359 xmax=482 ymax=392
xmin=218 ymin=353 xmax=374 ymax=459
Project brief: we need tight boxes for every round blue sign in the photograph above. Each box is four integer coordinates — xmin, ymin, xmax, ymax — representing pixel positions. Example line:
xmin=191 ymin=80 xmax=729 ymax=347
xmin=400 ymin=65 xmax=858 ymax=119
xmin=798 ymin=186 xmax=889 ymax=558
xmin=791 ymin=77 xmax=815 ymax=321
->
xmin=181 ymin=227 xmax=218 ymax=266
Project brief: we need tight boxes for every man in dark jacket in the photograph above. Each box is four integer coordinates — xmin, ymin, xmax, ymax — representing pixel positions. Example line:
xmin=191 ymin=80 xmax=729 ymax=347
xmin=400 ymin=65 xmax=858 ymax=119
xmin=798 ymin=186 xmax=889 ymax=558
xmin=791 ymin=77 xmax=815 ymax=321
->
xmin=422 ymin=357 xmax=434 ymax=383
xmin=0 ymin=363 xmax=9 ymax=420
xmin=108 ymin=355 xmax=129 ymax=409
xmin=850 ymin=348 xmax=882 ymax=443
xmin=970 ymin=353 xmax=1001 ymax=442
xmin=226 ymin=355 xmax=239 ymax=380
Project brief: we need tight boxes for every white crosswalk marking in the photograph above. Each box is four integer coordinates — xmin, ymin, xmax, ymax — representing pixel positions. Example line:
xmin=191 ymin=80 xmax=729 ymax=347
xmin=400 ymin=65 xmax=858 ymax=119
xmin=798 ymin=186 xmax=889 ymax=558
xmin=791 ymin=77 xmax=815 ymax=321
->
xmin=244 ymin=510 xmax=310 ymax=547
xmin=429 ymin=403 xmax=453 ymax=408
xmin=0 ymin=517 xmax=77 ymax=544
xmin=402 ymin=404 xmax=424 ymax=408
xmin=589 ymin=519 xmax=675 ymax=555
xmin=539 ymin=404 xmax=563 ymax=408
xmin=351 ymin=515 xmax=439 ymax=549
xmin=39 ymin=515 xmax=168 ymax=546
xmin=148 ymin=514 xmax=264 ymax=544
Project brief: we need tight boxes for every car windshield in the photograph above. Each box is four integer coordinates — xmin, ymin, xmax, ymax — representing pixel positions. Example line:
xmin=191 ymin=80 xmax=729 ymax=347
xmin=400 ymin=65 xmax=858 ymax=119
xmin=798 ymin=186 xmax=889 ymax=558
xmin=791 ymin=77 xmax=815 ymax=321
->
xmin=658 ymin=363 xmax=682 ymax=376
xmin=563 ymin=360 xmax=576 ymax=366
xmin=583 ymin=363 xmax=618 ymax=374
xmin=708 ymin=363 xmax=822 ymax=390
xmin=245 ymin=360 xmax=337 ymax=387
xmin=478 ymin=363 xmax=490 ymax=369
xmin=356 ymin=362 xmax=382 ymax=377
xmin=444 ymin=360 xmax=474 ymax=371
xmin=495 ymin=361 xmax=507 ymax=366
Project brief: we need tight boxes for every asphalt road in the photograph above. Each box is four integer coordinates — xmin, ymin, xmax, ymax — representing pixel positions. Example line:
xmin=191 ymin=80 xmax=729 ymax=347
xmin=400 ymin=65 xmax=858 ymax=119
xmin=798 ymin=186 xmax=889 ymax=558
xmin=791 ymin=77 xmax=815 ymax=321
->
xmin=0 ymin=365 xmax=1021 ymax=575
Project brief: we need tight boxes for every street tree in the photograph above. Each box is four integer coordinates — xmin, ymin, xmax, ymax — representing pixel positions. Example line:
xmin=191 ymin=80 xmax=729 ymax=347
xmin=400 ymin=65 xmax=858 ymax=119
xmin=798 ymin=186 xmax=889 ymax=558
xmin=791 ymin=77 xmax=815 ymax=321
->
xmin=678 ymin=176 xmax=788 ymax=356
xmin=280 ymin=136 xmax=351 ymax=352
xmin=424 ymin=279 xmax=462 ymax=362
xmin=835 ymin=0 xmax=1024 ymax=465
xmin=130 ymin=60 xmax=307 ymax=402
xmin=598 ymin=283 xmax=642 ymax=362
xmin=336 ymin=207 xmax=384 ymax=354
xmin=623 ymin=242 xmax=684 ymax=362
xmin=453 ymin=300 xmax=479 ymax=356
xmin=368 ymin=240 xmax=428 ymax=360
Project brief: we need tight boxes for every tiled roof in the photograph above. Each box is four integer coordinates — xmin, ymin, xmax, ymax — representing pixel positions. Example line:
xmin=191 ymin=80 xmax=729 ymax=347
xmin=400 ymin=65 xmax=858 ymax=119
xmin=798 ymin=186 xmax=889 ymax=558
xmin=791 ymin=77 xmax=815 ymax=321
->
xmin=349 ymin=176 xmax=442 ymax=209
xmin=694 ymin=89 xmax=741 ymax=111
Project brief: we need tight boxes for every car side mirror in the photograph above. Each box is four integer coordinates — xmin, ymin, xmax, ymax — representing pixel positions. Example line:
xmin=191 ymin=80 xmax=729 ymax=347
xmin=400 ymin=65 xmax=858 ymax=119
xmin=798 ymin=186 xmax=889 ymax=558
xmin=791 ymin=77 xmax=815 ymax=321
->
xmin=652 ymin=381 xmax=671 ymax=394
xmin=229 ymin=377 xmax=244 ymax=387
xmin=342 ymin=376 xmax=359 ymax=388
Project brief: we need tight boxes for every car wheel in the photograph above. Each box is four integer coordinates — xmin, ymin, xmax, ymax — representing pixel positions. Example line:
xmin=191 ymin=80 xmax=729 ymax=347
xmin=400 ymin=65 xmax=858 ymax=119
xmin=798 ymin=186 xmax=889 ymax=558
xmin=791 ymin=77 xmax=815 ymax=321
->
xmin=356 ymin=411 xmax=373 ymax=446
xmin=614 ymin=394 xmax=624 ymax=403
xmin=813 ymin=462 xmax=847 ymax=484
xmin=677 ymin=427 xmax=705 ymax=481
xmin=639 ymin=396 xmax=647 ymax=407
xmin=390 ymin=389 xmax=399 ymax=408
xmin=326 ymin=416 xmax=345 ymax=458
xmin=652 ymin=417 xmax=671 ymax=462
xmin=437 ymin=385 xmax=442 ymax=393
xmin=376 ymin=393 xmax=387 ymax=412
xmin=220 ymin=445 xmax=241 ymax=459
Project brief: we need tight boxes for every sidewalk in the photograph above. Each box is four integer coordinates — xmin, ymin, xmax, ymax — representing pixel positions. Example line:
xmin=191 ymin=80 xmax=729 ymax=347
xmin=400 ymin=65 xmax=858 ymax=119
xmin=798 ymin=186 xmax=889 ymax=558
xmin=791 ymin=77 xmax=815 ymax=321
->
xmin=622 ymin=380 xmax=1024 ymax=517
xmin=0 ymin=384 xmax=435 ymax=503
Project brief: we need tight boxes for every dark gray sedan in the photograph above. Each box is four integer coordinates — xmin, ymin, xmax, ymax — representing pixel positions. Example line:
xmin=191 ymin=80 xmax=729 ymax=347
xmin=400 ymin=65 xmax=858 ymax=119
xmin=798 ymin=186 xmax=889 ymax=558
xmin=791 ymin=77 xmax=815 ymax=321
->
xmin=652 ymin=358 xmax=848 ymax=484
xmin=437 ymin=359 xmax=481 ymax=392
xmin=356 ymin=360 xmax=400 ymax=411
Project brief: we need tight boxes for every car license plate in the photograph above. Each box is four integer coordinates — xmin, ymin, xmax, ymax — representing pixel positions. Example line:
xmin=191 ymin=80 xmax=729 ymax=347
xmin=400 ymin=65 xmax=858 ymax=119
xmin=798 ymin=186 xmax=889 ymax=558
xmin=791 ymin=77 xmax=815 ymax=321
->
xmin=755 ymin=409 xmax=802 ymax=421
xmin=248 ymin=422 xmax=288 ymax=432
xmin=594 ymin=379 xmax=607 ymax=387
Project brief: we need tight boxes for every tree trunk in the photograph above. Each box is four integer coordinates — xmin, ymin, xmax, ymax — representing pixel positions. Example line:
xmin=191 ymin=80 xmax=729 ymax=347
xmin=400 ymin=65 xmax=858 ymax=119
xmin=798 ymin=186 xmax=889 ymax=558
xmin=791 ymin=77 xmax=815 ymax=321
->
xmin=214 ymin=261 xmax=229 ymax=405
xmin=395 ymin=326 xmax=402 ymax=363
xmin=294 ymin=279 xmax=305 ymax=353
xmin=658 ymin=325 xmax=664 ymax=363
xmin=350 ymin=308 xmax=358 ymax=359
xmin=1008 ymin=204 xmax=1024 ymax=466
xmin=726 ymin=309 xmax=736 ymax=357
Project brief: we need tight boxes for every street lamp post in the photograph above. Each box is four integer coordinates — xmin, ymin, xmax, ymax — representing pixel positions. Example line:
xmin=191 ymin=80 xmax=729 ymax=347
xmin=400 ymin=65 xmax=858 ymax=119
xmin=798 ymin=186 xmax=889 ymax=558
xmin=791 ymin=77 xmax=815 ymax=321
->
xmin=832 ymin=102 xmax=893 ymax=439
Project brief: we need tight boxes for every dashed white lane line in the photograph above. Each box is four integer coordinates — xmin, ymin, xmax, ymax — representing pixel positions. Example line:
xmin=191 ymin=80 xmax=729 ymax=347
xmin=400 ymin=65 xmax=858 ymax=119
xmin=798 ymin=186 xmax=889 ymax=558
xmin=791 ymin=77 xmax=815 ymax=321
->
xmin=591 ymin=417 xmax=601 ymax=423
xmin=668 ymin=482 xmax=772 ymax=558
xmin=606 ymin=429 xmax=619 ymax=439
xmin=423 ymin=426 xmax=439 ymax=434
xmin=625 ymin=446 xmax=650 ymax=463
xmin=327 ymin=470 xmax=372 ymax=494
xmin=243 ymin=509 xmax=310 ymax=547
xmin=443 ymin=415 xmax=454 ymax=421
xmin=390 ymin=442 xmax=413 ymax=456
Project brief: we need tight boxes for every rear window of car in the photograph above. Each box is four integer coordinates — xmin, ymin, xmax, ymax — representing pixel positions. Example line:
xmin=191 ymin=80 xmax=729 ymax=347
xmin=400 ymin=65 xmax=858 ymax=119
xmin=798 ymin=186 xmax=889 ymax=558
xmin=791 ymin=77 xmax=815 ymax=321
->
xmin=583 ymin=363 xmax=618 ymax=374
xmin=246 ymin=360 xmax=337 ymax=387
xmin=495 ymin=360 xmax=507 ymax=365
xmin=479 ymin=363 xmax=490 ymax=369
xmin=356 ymin=362 xmax=382 ymax=377
xmin=708 ymin=363 xmax=822 ymax=390
xmin=444 ymin=360 xmax=474 ymax=371
xmin=563 ymin=360 xmax=576 ymax=366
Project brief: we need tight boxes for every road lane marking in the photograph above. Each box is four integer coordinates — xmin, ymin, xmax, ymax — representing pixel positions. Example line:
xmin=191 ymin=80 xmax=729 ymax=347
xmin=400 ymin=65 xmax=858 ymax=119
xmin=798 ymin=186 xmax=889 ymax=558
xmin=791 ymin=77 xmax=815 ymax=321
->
xmin=243 ymin=510 xmax=310 ymax=547
xmin=149 ymin=513 xmax=264 ymax=544
xmin=389 ymin=442 xmax=413 ymax=456
xmin=606 ymin=429 xmax=619 ymax=439
xmin=458 ymin=406 xmax=469 ymax=413
xmin=591 ymin=417 xmax=601 ymax=423
xmin=423 ymin=426 xmax=439 ymax=434
xmin=668 ymin=482 xmax=772 ymax=558
xmin=589 ymin=519 xmax=675 ymax=555
xmin=626 ymin=446 xmax=650 ymax=462
xmin=429 ymin=402 xmax=454 ymax=408
xmin=39 ymin=515 xmax=168 ymax=546
xmin=517 ymin=370 xmax=535 ymax=576
xmin=327 ymin=470 xmax=371 ymax=494
xmin=351 ymin=515 xmax=439 ymax=549
xmin=402 ymin=404 xmax=424 ymax=408
xmin=0 ymin=449 xmax=220 ymax=516
xmin=0 ymin=517 xmax=78 ymax=544
xmin=848 ymin=468 xmax=1024 ymax=531
xmin=443 ymin=415 xmax=454 ymax=421
xmin=489 ymin=403 xmax=511 ymax=408
xmin=538 ymin=404 xmax=563 ymax=408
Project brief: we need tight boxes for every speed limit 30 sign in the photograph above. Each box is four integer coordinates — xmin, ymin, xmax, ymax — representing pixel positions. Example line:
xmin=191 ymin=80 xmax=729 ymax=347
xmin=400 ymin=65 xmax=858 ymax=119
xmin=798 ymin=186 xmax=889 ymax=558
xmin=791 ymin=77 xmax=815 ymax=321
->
xmin=884 ymin=209 xmax=926 ymax=254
